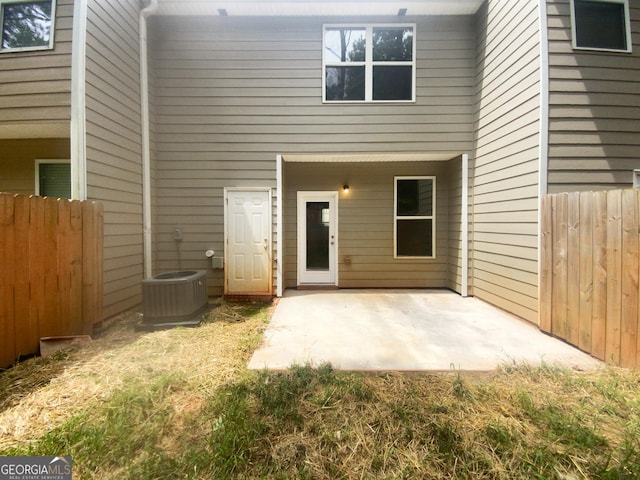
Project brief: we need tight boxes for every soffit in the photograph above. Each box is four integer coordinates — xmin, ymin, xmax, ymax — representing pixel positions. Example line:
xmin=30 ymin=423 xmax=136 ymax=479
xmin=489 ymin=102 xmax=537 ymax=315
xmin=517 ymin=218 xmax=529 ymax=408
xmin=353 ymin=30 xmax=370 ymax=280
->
xmin=155 ymin=0 xmax=484 ymax=17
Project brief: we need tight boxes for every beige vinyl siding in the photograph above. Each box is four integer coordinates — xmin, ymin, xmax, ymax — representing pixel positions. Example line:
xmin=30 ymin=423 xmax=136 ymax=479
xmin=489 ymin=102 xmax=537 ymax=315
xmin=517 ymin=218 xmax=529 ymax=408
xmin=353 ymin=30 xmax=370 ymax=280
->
xmin=0 ymin=138 xmax=70 ymax=194
xmin=283 ymin=161 xmax=450 ymax=288
xmin=445 ymin=155 xmax=468 ymax=294
xmin=0 ymin=0 xmax=73 ymax=137
xmin=473 ymin=0 xmax=541 ymax=323
xmin=85 ymin=0 xmax=143 ymax=318
xmin=150 ymin=15 xmax=476 ymax=296
xmin=546 ymin=0 xmax=640 ymax=192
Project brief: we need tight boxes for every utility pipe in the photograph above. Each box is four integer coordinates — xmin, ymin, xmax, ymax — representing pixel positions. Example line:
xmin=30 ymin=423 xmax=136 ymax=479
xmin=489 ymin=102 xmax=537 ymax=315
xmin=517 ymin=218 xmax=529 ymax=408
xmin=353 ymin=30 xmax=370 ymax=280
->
xmin=140 ymin=0 xmax=158 ymax=278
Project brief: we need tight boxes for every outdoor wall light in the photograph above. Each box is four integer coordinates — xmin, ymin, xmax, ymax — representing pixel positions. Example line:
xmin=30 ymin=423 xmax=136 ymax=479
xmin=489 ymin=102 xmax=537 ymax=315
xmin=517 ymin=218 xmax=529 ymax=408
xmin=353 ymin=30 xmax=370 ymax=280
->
xmin=343 ymin=184 xmax=350 ymax=193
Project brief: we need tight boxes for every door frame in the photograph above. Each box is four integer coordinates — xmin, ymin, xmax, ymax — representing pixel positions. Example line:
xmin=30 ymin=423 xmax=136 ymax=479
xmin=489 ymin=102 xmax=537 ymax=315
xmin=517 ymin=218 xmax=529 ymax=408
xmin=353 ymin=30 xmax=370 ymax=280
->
xmin=223 ymin=187 xmax=273 ymax=295
xmin=297 ymin=191 xmax=339 ymax=286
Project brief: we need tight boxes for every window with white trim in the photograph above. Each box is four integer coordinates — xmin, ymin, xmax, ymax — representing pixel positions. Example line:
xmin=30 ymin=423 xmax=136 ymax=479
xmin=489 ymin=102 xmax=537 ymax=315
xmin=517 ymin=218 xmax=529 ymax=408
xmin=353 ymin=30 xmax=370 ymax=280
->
xmin=36 ymin=159 xmax=70 ymax=198
xmin=571 ymin=0 xmax=631 ymax=53
xmin=1 ymin=0 xmax=55 ymax=53
xmin=394 ymin=176 xmax=435 ymax=258
xmin=323 ymin=24 xmax=415 ymax=102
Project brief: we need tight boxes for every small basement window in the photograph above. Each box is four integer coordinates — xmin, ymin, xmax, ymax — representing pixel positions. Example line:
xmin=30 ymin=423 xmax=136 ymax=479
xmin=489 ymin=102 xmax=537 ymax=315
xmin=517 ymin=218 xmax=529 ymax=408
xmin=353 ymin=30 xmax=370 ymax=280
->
xmin=1 ymin=0 xmax=55 ymax=53
xmin=571 ymin=0 xmax=631 ymax=53
xmin=394 ymin=176 xmax=435 ymax=258
xmin=36 ymin=159 xmax=70 ymax=199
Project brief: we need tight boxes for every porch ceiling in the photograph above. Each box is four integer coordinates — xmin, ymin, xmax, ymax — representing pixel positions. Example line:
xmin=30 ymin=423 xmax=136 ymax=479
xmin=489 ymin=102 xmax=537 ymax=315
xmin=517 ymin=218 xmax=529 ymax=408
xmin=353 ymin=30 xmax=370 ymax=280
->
xmin=155 ymin=0 xmax=484 ymax=17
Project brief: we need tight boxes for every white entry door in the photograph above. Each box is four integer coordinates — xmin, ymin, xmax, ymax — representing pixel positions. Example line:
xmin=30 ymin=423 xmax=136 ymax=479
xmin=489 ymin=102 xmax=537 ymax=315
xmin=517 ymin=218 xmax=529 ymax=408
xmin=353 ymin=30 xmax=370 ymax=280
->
xmin=297 ymin=191 xmax=338 ymax=285
xmin=225 ymin=189 xmax=272 ymax=295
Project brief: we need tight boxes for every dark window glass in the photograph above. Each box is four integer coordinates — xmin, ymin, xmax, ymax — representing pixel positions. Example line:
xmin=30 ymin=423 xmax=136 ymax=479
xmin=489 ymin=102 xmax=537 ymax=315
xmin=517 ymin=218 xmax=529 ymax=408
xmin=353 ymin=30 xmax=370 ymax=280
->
xmin=325 ymin=66 xmax=365 ymax=101
xmin=39 ymin=163 xmax=70 ymax=199
xmin=2 ymin=1 xmax=52 ymax=50
xmin=396 ymin=179 xmax=433 ymax=216
xmin=373 ymin=65 xmax=412 ymax=101
xmin=373 ymin=27 xmax=413 ymax=61
xmin=306 ymin=202 xmax=330 ymax=270
xmin=574 ymin=0 xmax=627 ymax=51
xmin=324 ymin=28 xmax=365 ymax=62
xmin=397 ymin=219 xmax=433 ymax=257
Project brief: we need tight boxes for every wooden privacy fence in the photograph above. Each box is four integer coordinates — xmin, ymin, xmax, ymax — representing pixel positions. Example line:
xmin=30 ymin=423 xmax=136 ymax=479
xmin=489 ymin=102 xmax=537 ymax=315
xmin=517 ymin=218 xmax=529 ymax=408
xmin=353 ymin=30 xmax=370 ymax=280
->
xmin=540 ymin=189 xmax=640 ymax=369
xmin=0 ymin=193 xmax=103 ymax=369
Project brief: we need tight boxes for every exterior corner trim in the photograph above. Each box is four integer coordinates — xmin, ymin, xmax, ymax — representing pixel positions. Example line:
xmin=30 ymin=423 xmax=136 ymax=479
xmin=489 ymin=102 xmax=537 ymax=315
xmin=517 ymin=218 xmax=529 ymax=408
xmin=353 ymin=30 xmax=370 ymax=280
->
xmin=276 ymin=154 xmax=284 ymax=297
xmin=70 ymin=0 xmax=88 ymax=200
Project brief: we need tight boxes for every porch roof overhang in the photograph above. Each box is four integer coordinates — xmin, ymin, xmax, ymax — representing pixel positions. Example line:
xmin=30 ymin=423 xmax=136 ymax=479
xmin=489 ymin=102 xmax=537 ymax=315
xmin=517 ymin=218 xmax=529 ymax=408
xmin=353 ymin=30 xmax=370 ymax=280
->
xmin=154 ymin=0 xmax=484 ymax=17
xmin=282 ymin=152 xmax=461 ymax=163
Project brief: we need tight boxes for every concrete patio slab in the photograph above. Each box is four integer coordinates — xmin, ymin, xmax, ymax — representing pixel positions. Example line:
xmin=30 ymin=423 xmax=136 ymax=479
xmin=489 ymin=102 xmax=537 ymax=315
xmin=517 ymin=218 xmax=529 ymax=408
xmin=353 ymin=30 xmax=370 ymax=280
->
xmin=249 ymin=289 xmax=603 ymax=371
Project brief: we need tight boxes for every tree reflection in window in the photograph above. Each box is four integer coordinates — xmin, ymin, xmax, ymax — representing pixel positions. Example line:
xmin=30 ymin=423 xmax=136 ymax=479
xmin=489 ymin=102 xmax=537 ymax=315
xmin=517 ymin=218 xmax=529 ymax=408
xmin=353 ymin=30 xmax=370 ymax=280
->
xmin=2 ymin=1 xmax=52 ymax=50
xmin=325 ymin=28 xmax=365 ymax=101
xmin=324 ymin=25 xmax=414 ymax=102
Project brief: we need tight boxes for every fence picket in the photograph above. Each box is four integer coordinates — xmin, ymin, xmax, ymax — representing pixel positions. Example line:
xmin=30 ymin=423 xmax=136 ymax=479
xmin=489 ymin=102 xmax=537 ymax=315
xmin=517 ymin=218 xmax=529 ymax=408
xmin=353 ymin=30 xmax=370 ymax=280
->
xmin=552 ymin=193 xmax=569 ymax=340
xmin=29 ymin=196 xmax=45 ymax=349
xmin=539 ymin=195 xmax=553 ymax=333
xmin=592 ymin=191 xmax=607 ymax=361
xmin=567 ymin=192 xmax=581 ymax=347
xmin=605 ymin=190 xmax=622 ymax=364
xmin=621 ymin=190 xmax=638 ymax=369
xmin=578 ymin=192 xmax=593 ymax=353
xmin=13 ymin=195 xmax=35 ymax=357
xmin=70 ymin=200 xmax=84 ymax=334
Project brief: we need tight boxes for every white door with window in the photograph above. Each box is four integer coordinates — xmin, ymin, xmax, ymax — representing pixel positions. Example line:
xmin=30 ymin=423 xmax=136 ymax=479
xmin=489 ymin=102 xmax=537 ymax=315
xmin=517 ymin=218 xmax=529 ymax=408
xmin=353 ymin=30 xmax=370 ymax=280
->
xmin=225 ymin=189 xmax=272 ymax=295
xmin=297 ymin=191 xmax=338 ymax=285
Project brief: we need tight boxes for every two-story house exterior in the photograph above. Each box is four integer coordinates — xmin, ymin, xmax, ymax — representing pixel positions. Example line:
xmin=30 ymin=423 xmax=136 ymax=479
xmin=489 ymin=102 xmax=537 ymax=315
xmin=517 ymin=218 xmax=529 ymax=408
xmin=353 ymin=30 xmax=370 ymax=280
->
xmin=1 ymin=0 xmax=638 ymax=325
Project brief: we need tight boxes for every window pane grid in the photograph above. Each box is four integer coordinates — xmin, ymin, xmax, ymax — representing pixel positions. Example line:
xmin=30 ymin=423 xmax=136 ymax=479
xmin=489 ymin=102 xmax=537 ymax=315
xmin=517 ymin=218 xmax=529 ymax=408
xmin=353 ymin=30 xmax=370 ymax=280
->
xmin=394 ymin=177 xmax=436 ymax=258
xmin=323 ymin=24 xmax=415 ymax=103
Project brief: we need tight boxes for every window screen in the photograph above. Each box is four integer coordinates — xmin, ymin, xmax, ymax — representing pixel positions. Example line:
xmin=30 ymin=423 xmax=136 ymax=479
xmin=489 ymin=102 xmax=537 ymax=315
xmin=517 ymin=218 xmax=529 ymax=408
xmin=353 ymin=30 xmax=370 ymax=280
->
xmin=573 ymin=0 xmax=630 ymax=52
xmin=38 ymin=162 xmax=70 ymax=199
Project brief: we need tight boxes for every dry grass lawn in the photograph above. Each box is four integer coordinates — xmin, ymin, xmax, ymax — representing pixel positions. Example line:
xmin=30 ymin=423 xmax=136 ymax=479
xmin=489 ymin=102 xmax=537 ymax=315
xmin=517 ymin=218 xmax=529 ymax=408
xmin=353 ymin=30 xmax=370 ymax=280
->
xmin=0 ymin=300 xmax=639 ymax=479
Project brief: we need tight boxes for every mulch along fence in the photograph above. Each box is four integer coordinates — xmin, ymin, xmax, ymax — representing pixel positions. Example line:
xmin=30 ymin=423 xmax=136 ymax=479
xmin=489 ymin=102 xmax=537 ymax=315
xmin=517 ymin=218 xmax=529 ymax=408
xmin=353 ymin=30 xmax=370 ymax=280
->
xmin=540 ymin=189 xmax=640 ymax=369
xmin=0 ymin=193 xmax=103 ymax=369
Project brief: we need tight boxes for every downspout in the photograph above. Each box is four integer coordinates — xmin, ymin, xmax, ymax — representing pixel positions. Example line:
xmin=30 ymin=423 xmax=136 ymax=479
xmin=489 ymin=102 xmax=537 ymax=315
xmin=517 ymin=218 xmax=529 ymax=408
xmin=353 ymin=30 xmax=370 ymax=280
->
xmin=70 ymin=0 xmax=88 ymax=200
xmin=140 ymin=0 xmax=158 ymax=278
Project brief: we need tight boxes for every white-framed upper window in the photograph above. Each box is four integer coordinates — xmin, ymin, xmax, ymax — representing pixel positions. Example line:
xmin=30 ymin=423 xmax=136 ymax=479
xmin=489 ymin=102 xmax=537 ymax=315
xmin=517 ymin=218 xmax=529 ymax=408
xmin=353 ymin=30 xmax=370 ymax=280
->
xmin=35 ymin=159 xmax=70 ymax=199
xmin=394 ymin=176 xmax=435 ymax=259
xmin=323 ymin=24 xmax=416 ymax=103
xmin=570 ymin=0 xmax=632 ymax=53
xmin=1 ymin=0 xmax=55 ymax=53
